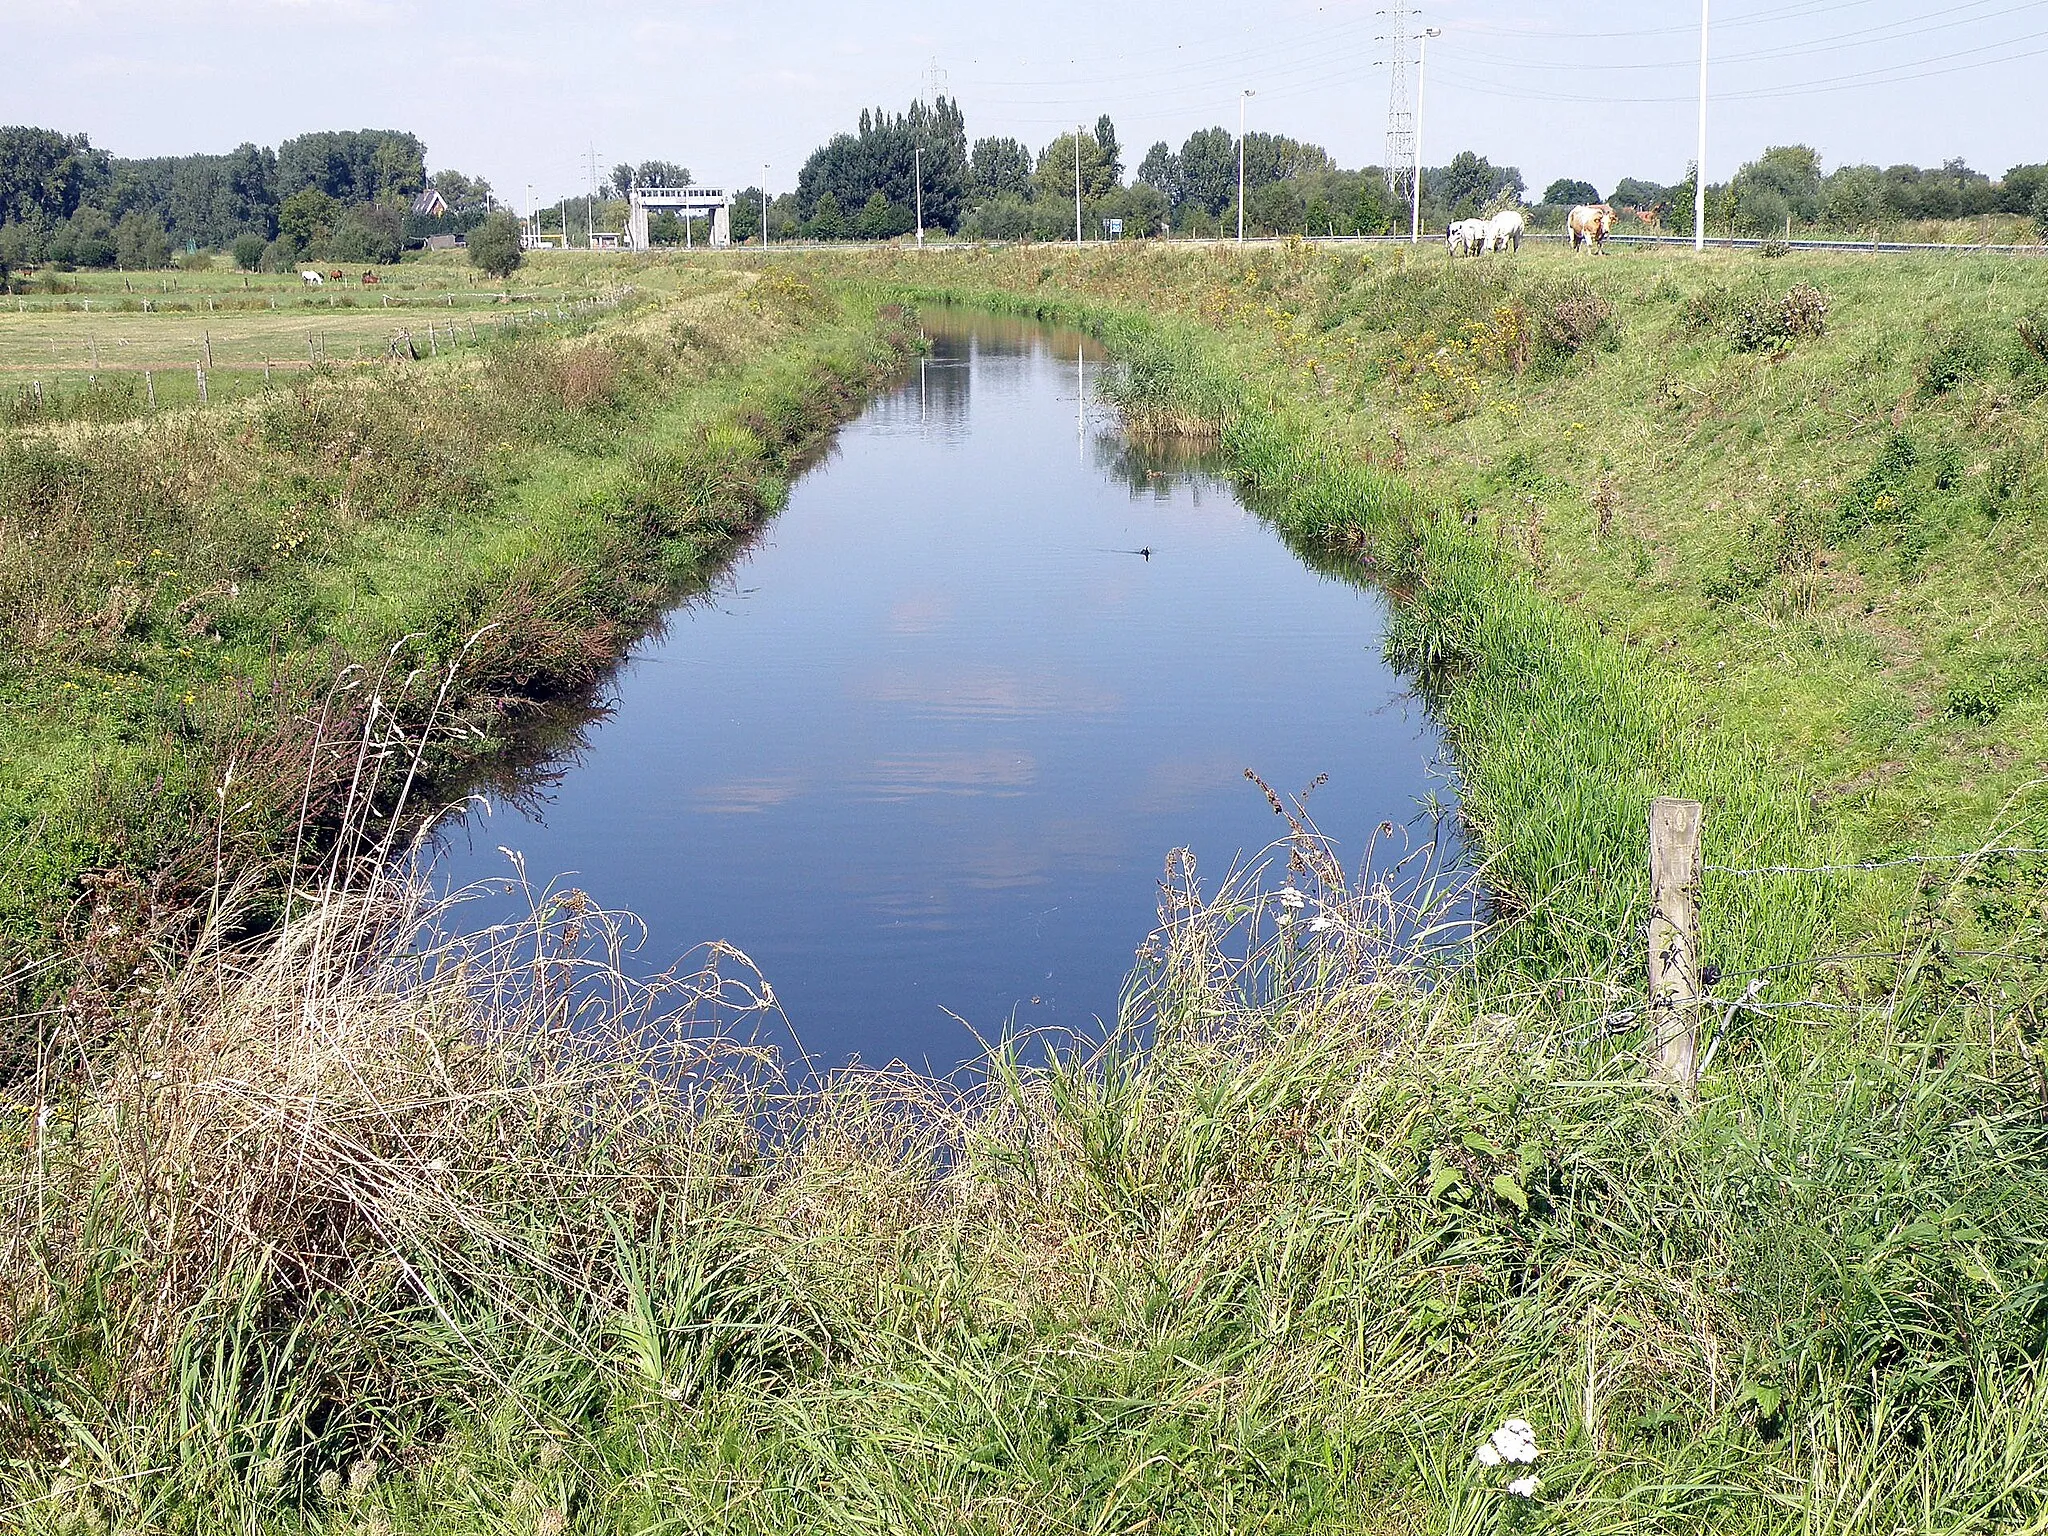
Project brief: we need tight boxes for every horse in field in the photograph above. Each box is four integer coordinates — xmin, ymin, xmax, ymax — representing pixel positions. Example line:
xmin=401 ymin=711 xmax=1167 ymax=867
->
xmin=1483 ymin=208 xmax=1525 ymax=253
xmin=1447 ymin=218 xmax=1489 ymax=256
xmin=1568 ymin=203 xmax=1615 ymax=252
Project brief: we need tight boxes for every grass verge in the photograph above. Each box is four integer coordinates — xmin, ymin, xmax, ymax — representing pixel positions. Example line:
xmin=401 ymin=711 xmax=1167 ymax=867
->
xmin=0 ymin=265 xmax=918 ymax=1059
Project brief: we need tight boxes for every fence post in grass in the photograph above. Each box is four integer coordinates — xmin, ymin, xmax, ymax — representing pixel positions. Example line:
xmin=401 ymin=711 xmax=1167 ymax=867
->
xmin=195 ymin=365 xmax=207 ymax=405
xmin=145 ymin=370 xmax=155 ymax=408
xmin=1647 ymin=797 xmax=1704 ymax=1096
xmin=202 ymin=332 xmax=212 ymax=369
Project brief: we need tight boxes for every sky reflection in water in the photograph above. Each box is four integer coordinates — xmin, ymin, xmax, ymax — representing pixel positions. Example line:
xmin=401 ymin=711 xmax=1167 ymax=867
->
xmin=433 ymin=312 xmax=1454 ymax=1071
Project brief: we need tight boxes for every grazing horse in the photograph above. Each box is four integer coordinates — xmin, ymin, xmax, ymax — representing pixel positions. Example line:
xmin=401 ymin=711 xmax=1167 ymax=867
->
xmin=360 ymin=270 xmax=380 ymax=285
xmin=300 ymin=270 xmax=324 ymax=285
xmin=1446 ymin=218 xmax=1489 ymax=256
xmin=1568 ymin=203 xmax=1615 ymax=252
xmin=1631 ymin=206 xmax=1663 ymax=230
xmin=1483 ymin=208 xmax=1526 ymax=253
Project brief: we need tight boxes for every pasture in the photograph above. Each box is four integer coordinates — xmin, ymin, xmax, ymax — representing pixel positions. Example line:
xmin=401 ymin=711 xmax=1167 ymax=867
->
xmin=0 ymin=252 xmax=693 ymax=413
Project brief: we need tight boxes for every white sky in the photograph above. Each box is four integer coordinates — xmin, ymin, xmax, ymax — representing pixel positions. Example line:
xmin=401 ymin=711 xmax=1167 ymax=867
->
xmin=8 ymin=0 xmax=2044 ymax=204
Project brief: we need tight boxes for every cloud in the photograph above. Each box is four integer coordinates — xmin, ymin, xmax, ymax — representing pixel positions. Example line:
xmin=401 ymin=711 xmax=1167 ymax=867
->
xmin=858 ymin=750 xmax=1036 ymax=801
xmin=885 ymin=593 xmax=955 ymax=635
xmin=858 ymin=667 xmax=1122 ymax=721
xmin=692 ymin=774 xmax=804 ymax=814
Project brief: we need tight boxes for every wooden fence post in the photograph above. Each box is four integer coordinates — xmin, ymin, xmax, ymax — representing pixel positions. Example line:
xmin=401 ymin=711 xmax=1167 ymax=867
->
xmin=1648 ymin=797 xmax=1704 ymax=1095
xmin=144 ymin=370 xmax=155 ymax=408
xmin=195 ymin=366 xmax=207 ymax=405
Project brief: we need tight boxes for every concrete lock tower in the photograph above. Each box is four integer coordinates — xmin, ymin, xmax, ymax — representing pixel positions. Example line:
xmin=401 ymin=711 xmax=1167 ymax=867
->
xmin=627 ymin=185 xmax=735 ymax=250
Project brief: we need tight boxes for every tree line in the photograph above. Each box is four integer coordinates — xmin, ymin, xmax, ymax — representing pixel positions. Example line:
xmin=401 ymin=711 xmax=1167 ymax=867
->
xmin=771 ymin=102 xmax=1406 ymax=241
xmin=1540 ymin=149 xmax=2048 ymax=238
xmin=0 ymin=125 xmax=498 ymax=273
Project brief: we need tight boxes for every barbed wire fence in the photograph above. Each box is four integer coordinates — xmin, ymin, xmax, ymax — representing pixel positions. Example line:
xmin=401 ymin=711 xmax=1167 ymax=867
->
xmin=1592 ymin=799 xmax=2048 ymax=1100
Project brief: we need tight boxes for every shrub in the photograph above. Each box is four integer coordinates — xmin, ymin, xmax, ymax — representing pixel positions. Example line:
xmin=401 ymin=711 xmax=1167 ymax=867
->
xmin=468 ymin=212 xmax=524 ymax=280
xmin=1686 ymin=282 xmax=1828 ymax=351
xmin=1838 ymin=432 xmax=1919 ymax=534
xmin=1777 ymin=282 xmax=1829 ymax=339
xmin=1533 ymin=279 xmax=1619 ymax=364
xmin=2013 ymin=313 xmax=2048 ymax=389
xmin=1759 ymin=238 xmax=1791 ymax=258
xmin=231 ymin=233 xmax=267 ymax=272
xmin=1731 ymin=284 xmax=1830 ymax=351
xmin=1945 ymin=683 xmax=2001 ymax=723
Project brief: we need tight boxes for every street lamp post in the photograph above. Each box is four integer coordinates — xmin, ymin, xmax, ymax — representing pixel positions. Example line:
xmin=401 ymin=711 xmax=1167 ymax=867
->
xmin=1237 ymin=88 xmax=1255 ymax=244
xmin=915 ymin=144 xmax=925 ymax=248
xmin=1411 ymin=27 xmax=1442 ymax=244
xmin=1695 ymin=0 xmax=1710 ymax=251
xmin=1075 ymin=125 xmax=1084 ymax=243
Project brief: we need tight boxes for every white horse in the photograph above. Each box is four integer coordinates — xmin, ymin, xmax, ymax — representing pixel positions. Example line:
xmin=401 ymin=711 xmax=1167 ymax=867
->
xmin=1482 ymin=208 xmax=1526 ymax=253
xmin=300 ymin=270 xmax=324 ymax=286
xmin=1446 ymin=218 xmax=1489 ymax=257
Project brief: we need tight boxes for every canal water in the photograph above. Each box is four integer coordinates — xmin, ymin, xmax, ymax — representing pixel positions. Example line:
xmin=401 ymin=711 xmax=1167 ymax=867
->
xmin=433 ymin=311 xmax=1454 ymax=1070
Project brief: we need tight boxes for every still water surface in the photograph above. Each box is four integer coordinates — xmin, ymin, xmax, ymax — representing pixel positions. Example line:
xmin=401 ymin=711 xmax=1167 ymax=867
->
xmin=435 ymin=313 xmax=1453 ymax=1069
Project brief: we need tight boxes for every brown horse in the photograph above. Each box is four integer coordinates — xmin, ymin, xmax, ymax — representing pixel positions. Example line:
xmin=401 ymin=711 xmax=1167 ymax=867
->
xmin=1568 ymin=203 xmax=1615 ymax=252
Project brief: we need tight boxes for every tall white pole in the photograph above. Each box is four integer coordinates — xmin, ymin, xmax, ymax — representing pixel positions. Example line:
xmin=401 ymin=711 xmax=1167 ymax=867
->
xmin=1238 ymin=90 xmax=1254 ymax=244
xmin=915 ymin=145 xmax=925 ymax=248
xmin=1412 ymin=29 xmax=1440 ymax=243
xmin=1695 ymin=0 xmax=1710 ymax=251
xmin=1075 ymin=126 xmax=1084 ymax=243
xmin=762 ymin=165 xmax=770 ymax=248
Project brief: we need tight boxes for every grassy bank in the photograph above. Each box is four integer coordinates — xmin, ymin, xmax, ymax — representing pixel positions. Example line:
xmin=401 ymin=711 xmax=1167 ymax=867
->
xmin=847 ymin=243 xmax=2048 ymax=991
xmin=6 ymin=838 xmax=2046 ymax=1533
xmin=0 ymin=264 xmax=917 ymax=1044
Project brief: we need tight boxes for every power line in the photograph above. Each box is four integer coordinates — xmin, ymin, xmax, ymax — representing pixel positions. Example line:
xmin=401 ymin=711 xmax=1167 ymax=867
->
xmin=1435 ymin=21 xmax=2048 ymax=104
xmin=1447 ymin=0 xmax=2044 ymax=73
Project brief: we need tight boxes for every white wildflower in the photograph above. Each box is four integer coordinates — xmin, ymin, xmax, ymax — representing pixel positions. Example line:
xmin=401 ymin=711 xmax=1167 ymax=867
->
xmin=1507 ymin=1474 xmax=1541 ymax=1498
xmin=1275 ymin=913 xmax=1294 ymax=928
xmin=1310 ymin=913 xmax=1334 ymax=933
xmin=1477 ymin=1418 xmax=1540 ymax=1468
xmin=1280 ymin=887 xmax=1307 ymax=909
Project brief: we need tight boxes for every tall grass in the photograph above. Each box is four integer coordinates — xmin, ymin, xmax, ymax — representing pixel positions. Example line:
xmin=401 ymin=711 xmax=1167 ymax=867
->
xmin=6 ymin=792 xmax=2047 ymax=1532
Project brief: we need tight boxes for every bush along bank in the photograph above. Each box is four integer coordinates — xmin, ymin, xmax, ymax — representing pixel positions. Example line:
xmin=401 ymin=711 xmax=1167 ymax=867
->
xmin=0 ymin=270 xmax=920 ymax=1052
